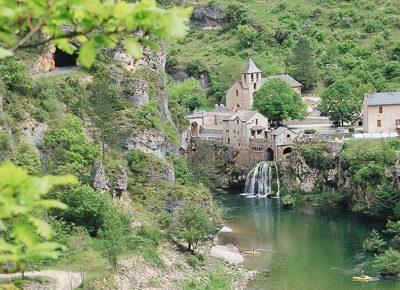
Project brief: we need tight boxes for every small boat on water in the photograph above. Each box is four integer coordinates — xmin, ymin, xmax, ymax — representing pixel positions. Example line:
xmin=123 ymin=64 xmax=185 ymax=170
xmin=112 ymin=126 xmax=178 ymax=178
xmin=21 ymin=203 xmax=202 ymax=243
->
xmin=244 ymin=250 xmax=262 ymax=256
xmin=352 ymin=276 xmax=373 ymax=282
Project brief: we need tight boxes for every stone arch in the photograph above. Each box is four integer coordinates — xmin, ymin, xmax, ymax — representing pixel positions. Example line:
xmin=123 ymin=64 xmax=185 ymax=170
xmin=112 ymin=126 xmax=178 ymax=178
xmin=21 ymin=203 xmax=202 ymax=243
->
xmin=266 ymin=148 xmax=274 ymax=161
xmin=54 ymin=48 xmax=77 ymax=67
xmin=283 ymin=147 xmax=292 ymax=155
xmin=191 ymin=122 xmax=199 ymax=136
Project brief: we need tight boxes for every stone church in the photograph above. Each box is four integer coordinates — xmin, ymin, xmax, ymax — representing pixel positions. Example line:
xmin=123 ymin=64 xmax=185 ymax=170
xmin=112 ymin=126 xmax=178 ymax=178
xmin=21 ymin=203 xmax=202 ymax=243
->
xmin=225 ymin=59 xmax=302 ymax=111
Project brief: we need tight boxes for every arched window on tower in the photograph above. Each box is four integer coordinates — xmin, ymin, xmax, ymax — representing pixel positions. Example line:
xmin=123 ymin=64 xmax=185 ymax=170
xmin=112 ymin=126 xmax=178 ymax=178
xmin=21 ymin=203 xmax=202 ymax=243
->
xmin=254 ymin=83 xmax=257 ymax=90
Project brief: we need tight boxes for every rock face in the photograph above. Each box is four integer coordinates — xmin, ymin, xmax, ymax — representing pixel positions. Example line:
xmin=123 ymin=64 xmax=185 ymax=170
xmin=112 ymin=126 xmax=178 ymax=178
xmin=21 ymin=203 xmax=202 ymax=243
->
xmin=114 ymin=165 xmax=128 ymax=198
xmin=190 ymin=5 xmax=226 ymax=28
xmin=93 ymin=160 xmax=110 ymax=191
xmin=32 ymin=44 xmax=56 ymax=74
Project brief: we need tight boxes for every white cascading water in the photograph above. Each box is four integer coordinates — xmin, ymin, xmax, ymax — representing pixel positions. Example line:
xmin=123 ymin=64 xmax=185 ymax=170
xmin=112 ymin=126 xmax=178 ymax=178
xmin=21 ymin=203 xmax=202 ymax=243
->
xmin=242 ymin=161 xmax=280 ymax=198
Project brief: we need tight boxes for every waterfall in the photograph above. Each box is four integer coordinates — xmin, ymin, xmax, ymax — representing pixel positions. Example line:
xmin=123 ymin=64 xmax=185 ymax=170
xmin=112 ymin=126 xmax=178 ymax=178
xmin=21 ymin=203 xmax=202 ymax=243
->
xmin=242 ymin=161 xmax=280 ymax=198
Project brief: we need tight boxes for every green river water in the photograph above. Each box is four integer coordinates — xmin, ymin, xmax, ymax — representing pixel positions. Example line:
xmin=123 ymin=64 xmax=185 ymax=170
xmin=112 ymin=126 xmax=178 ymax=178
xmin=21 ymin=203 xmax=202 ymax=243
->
xmin=217 ymin=195 xmax=400 ymax=290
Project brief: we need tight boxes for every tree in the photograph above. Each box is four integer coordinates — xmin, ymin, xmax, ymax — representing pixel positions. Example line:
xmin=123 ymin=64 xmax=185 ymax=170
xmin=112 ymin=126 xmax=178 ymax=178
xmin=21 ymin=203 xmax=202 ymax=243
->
xmin=0 ymin=0 xmax=191 ymax=67
xmin=98 ymin=211 xmax=131 ymax=267
xmin=168 ymin=77 xmax=206 ymax=111
xmin=237 ymin=25 xmax=258 ymax=48
xmin=362 ymin=230 xmax=386 ymax=253
xmin=289 ymin=38 xmax=318 ymax=91
xmin=89 ymin=70 xmax=122 ymax=159
xmin=373 ymin=248 xmax=400 ymax=276
xmin=253 ymin=79 xmax=307 ymax=126
xmin=173 ymin=200 xmax=217 ymax=253
xmin=0 ymin=163 xmax=77 ymax=276
xmin=318 ymin=80 xmax=362 ymax=126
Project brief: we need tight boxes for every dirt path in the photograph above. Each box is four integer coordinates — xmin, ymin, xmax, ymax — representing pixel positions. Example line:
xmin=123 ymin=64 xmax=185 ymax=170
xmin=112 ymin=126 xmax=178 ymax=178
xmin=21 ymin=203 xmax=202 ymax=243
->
xmin=0 ymin=270 xmax=82 ymax=290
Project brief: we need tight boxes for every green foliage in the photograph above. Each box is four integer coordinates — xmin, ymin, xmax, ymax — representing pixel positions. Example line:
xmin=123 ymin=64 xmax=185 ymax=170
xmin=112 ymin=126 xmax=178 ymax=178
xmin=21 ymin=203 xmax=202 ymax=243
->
xmin=340 ymin=140 xmax=397 ymax=174
xmin=385 ymin=220 xmax=400 ymax=239
xmin=0 ymin=60 xmax=32 ymax=94
xmin=319 ymin=80 xmax=362 ymax=126
xmin=253 ymin=79 xmax=307 ymax=125
xmin=128 ymin=148 xmax=170 ymax=184
xmin=281 ymin=195 xmax=296 ymax=209
xmin=237 ymin=25 xmax=258 ymax=48
xmin=354 ymin=164 xmax=387 ymax=188
xmin=13 ymin=141 xmax=41 ymax=176
xmin=89 ymin=69 xmax=124 ymax=158
xmin=186 ymin=254 xmax=204 ymax=269
xmin=168 ymin=78 xmax=206 ymax=111
xmin=184 ymin=266 xmax=232 ymax=290
xmin=130 ymin=100 xmax=179 ymax=145
xmin=43 ymin=114 xmax=100 ymax=182
xmin=289 ymin=38 xmax=318 ymax=91
xmin=304 ymin=129 xmax=316 ymax=134
xmin=170 ymin=154 xmax=195 ymax=185
xmin=0 ymin=0 xmax=191 ymax=66
xmin=0 ymin=163 xmax=77 ymax=274
xmin=362 ymin=229 xmax=386 ymax=253
xmin=0 ymin=131 xmax=11 ymax=161
xmin=98 ymin=210 xmax=132 ymax=267
xmin=373 ymin=248 xmax=400 ymax=276
xmin=173 ymin=199 xmax=218 ymax=252
xmin=50 ymin=185 xmax=118 ymax=237
xmin=301 ymin=144 xmax=331 ymax=171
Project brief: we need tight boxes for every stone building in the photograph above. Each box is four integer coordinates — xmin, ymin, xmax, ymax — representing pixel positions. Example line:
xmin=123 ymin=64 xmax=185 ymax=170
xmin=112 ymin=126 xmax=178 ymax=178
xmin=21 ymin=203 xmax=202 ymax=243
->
xmin=225 ymin=59 xmax=302 ymax=111
xmin=222 ymin=111 xmax=269 ymax=149
xmin=363 ymin=92 xmax=400 ymax=133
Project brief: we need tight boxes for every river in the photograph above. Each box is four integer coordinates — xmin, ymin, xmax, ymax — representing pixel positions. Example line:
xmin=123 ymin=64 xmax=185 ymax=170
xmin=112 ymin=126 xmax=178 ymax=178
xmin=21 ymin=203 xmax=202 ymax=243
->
xmin=216 ymin=194 xmax=400 ymax=290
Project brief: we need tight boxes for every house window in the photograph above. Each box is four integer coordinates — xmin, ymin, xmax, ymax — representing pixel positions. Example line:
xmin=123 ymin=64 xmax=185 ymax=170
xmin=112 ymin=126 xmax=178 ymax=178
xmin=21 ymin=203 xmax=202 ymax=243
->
xmin=287 ymin=134 xmax=291 ymax=139
xmin=251 ymin=74 xmax=254 ymax=81
xmin=226 ymin=130 xmax=229 ymax=133
xmin=227 ymin=138 xmax=230 ymax=144
xmin=379 ymin=106 xmax=383 ymax=113
xmin=236 ymin=90 xmax=238 ymax=97
xmin=256 ymin=119 xmax=258 ymax=125
xmin=377 ymin=120 xmax=382 ymax=127
xmin=396 ymin=119 xmax=400 ymax=126
xmin=358 ymin=121 xmax=363 ymax=126
xmin=236 ymin=119 xmax=239 ymax=125
xmin=254 ymin=83 xmax=257 ymax=90
xmin=238 ymin=143 xmax=241 ymax=147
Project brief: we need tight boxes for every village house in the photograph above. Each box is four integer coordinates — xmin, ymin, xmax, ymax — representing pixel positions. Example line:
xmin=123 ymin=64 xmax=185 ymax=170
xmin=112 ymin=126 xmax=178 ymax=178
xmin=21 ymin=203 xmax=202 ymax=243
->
xmin=222 ymin=111 xmax=269 ymax=149
xmin=225 ymin=59 xmax=302 ymax=111
xmin=363 ymin=92 xmax=400 ymax=133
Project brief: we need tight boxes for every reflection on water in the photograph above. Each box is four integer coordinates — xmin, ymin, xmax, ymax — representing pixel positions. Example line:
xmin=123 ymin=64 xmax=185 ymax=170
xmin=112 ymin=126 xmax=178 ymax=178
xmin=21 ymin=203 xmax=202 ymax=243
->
xmin=217 ymin=195 xmax=400 ymax=290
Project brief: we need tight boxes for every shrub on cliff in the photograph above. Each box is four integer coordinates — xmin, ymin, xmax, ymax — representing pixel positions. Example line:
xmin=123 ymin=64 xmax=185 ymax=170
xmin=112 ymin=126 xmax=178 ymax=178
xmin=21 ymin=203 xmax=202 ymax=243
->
xmin=301 ymin=144 xmax=331 ymax=170
xmin=373 ymin=248 xmax=400 ymax=276
xmin=362 ymin=230 xmax=386 ymax=253
xmin=282 ymin=195 xmax=296 ymax=209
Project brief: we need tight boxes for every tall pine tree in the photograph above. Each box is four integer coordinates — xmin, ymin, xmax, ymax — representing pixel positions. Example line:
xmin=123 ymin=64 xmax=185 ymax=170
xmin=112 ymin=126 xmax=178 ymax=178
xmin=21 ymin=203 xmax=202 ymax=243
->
xmin=290 ymin=38 xmax=318 ymax=92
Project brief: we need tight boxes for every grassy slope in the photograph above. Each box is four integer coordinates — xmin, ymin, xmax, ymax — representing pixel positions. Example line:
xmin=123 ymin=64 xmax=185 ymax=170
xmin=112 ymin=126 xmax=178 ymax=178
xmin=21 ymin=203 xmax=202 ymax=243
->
xmin=168 ymin=0 xmax=400 ymax=97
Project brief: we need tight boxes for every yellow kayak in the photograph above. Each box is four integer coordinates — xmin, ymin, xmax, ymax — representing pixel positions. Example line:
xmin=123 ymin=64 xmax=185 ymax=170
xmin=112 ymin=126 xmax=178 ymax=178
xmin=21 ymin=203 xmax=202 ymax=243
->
xmin=352 ymin=276 xmax=373 ymax=282
xmin=244 ymin=251 xmax=261 ymax=256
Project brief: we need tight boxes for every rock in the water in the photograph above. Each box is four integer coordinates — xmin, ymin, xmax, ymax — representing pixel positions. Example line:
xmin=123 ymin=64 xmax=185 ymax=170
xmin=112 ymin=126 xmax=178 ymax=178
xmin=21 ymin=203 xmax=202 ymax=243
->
xmin=219 ymin=226 xmax=234 ymax=233
xmin=93 ymin=160 xmax=110 ymax=191
xmin=210 ymin=245 xmax=244 ymax=265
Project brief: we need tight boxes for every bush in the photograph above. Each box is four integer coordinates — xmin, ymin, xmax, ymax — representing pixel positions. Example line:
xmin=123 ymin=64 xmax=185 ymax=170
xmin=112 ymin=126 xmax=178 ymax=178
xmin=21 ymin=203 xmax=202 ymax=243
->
xmin=302 ymin=145 xmax=331 ymax=170
xmin=52 ymin=185 xmax=118 ymax=236
xmin=170 ymin=154 xmax=195 ymax=185
xmin=362 ymin=230 xmax=386 ymax=253
xmin=237 ymin=25 xmax=258 ymax=48
xmin=187 ymin=254 xmax=204 ymax=269
xmin=354 ymin=164 xmax=387 ymax=187
xmin=385 ymin=220 xmax=400 ymax=239
xmin=0 ymin=60 xmax=32 ymax=94
xmin=348 ymin=127 xmax=355 ymax=133
xmin=173 ymin=199 xmax=218 ymax=253
xmin=373 ymin=248 xmax=400 ymax=276
xmin=281 ymin=195 xmax=296 ymax=209
xmin=304 ymin=129 xmax=316 ymax=134
xmin=13 ymin=141 xmax=41 ymax=175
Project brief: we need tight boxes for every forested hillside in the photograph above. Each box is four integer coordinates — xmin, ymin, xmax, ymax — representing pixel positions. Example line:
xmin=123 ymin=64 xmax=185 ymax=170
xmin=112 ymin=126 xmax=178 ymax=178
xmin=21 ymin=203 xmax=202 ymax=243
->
xmin=166 ymin=0 xmax=400 ymax=102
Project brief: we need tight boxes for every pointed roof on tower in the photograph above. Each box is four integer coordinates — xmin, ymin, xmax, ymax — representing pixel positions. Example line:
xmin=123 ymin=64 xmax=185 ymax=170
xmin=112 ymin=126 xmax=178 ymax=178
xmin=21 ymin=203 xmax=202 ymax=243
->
xmin=243 ymin=58 xmax=262 ymax=74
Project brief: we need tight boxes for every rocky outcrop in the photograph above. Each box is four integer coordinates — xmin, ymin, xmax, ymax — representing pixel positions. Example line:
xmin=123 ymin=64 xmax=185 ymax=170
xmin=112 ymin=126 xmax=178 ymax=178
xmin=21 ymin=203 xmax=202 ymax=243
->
xmin=32 ymin=44 xmax=56 ymax=74
xmin=93 ymin=160 xmax=110 ymax=191
xmin=190 ymin=5 xmax=226 ymax=28
xmin=114 ymin=165 xmax=128 ymax=198
xmin=0 ymin=95 xmax=15 ymax=151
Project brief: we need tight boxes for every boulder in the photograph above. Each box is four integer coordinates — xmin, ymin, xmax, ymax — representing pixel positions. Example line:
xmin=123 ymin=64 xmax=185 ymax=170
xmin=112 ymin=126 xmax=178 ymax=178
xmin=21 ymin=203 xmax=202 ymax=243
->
xmin=210 ymin=245 xmax=244 ymax=265
xmin=93 ymin=160 xmax=110 ymax=191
